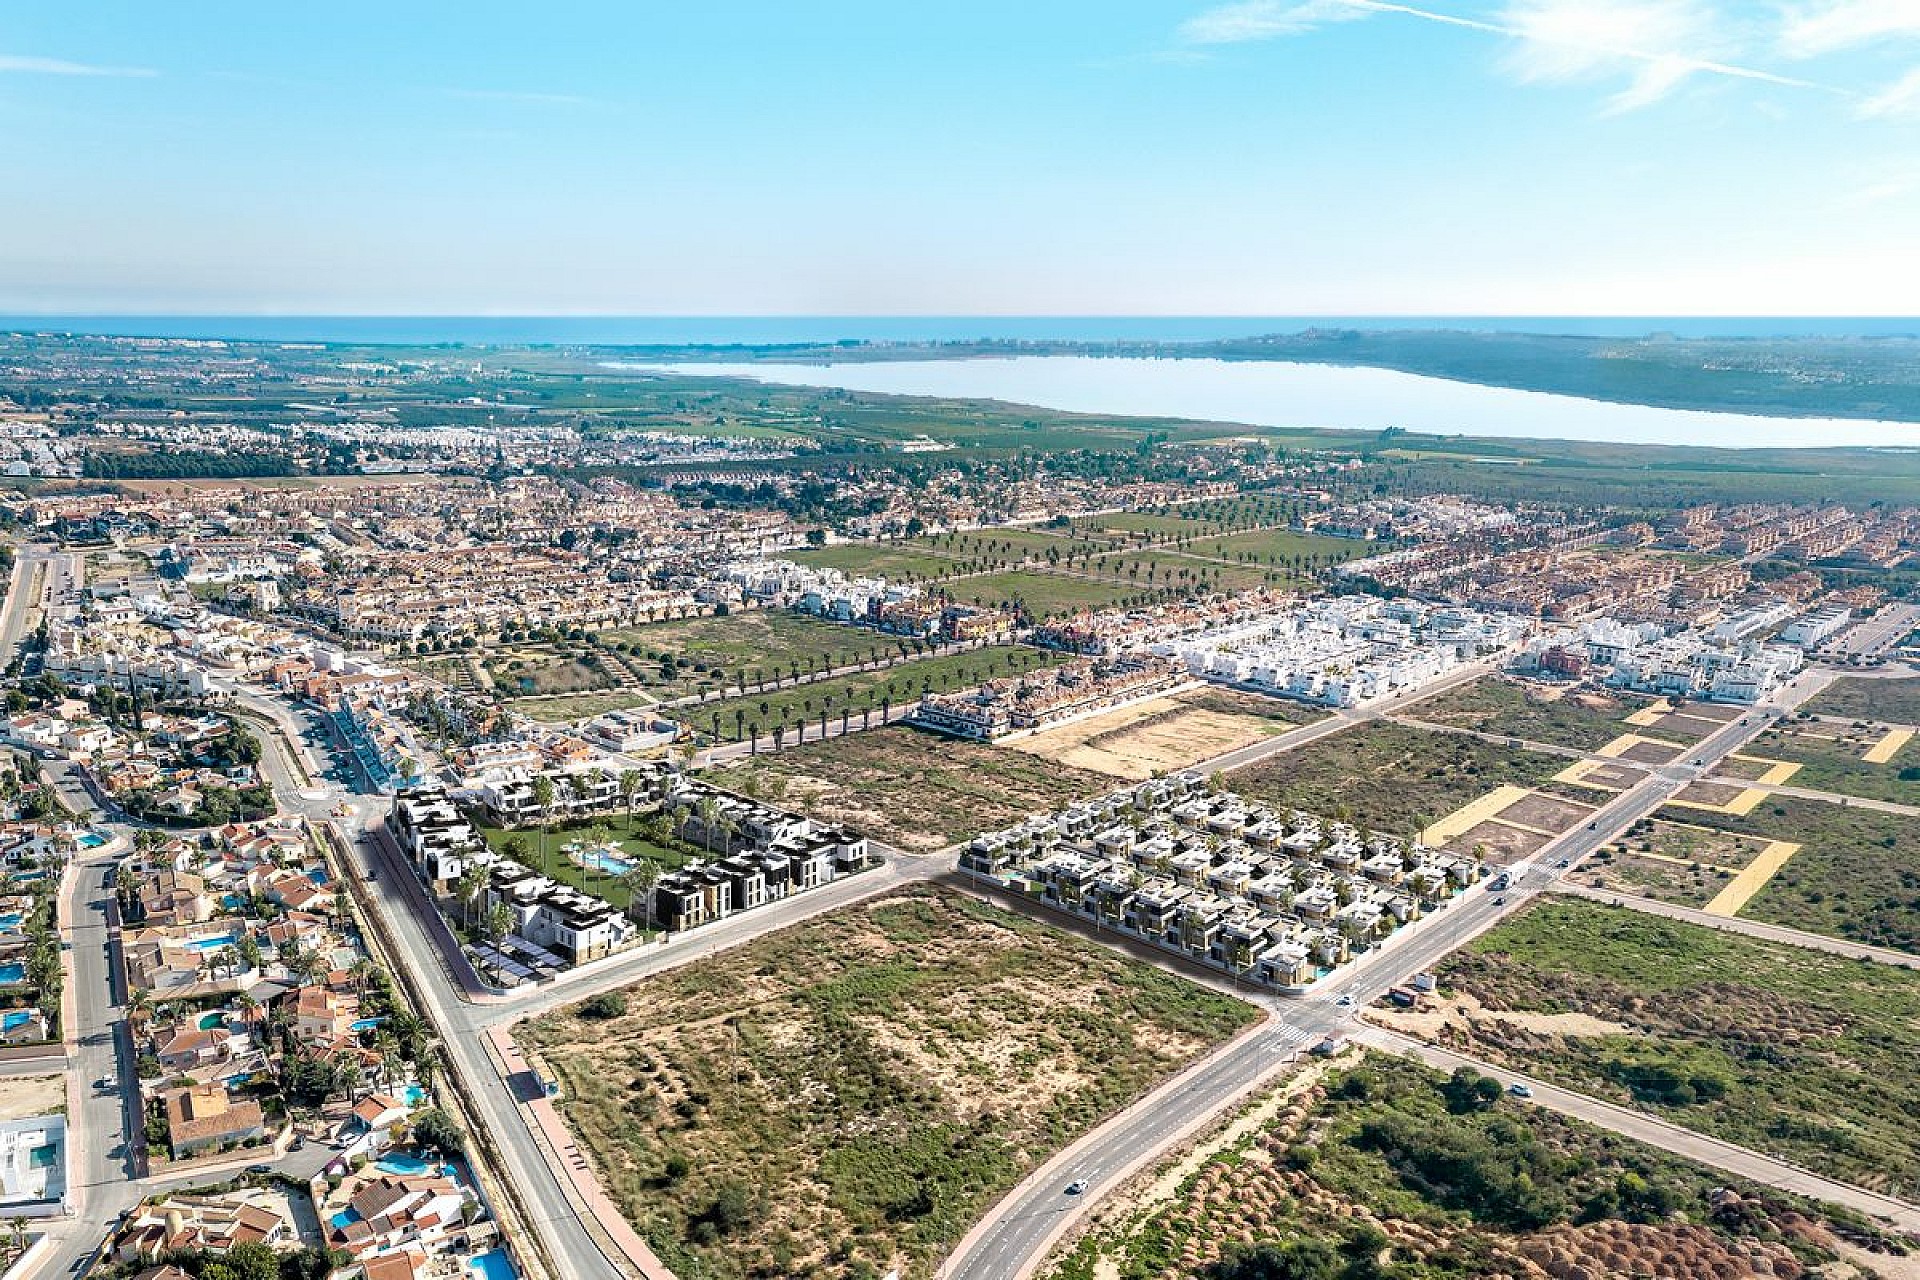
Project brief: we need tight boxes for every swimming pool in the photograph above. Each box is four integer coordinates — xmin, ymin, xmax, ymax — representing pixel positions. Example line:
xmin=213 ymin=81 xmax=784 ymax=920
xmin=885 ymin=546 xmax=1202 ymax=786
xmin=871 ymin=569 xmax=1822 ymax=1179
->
xmin=1 ymin=1010 xmax=35 ymax=1031
xmin=307 ymin=867 xmax=330 ymax=884
xmin=374 ymin=1153 xmax=436 ymax=1176
xmin=77 ymin=832 xmax=108 ymax=849
xmin=329 ymin=1208 xmax=360 ymax=1230
xmin=402 ymin=1083 xmax=427 ymax=1107
xmin=184 ymin=934 xmax=240 ymax=953
xmin=0 ymin=914 xmax=20 ymax=931
xmin=0 ymin=965 xmax=24 ymax=986
xmin=198 ymin=1011 xmax=226 ymax=1030
xmin=570 ymin=846 xmax=635 ymax=876
xmin=9 ymin=871 xmax=44 ymax=883
xmin=466 ymin=1248 xmax=518 ymax=1280
xmin=350 ymin=1016 xmax=386 ymax=1032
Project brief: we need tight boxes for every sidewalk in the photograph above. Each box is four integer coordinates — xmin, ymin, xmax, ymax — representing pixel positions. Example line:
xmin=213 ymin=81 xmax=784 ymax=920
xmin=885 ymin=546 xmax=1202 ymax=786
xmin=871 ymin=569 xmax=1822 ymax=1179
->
xmin=485 ymin=1027 xmax=677 ymax=1280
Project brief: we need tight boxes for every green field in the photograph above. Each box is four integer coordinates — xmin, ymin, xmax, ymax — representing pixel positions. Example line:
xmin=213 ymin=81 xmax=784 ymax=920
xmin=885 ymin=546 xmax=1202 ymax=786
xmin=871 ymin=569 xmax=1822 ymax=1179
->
xmin=947 ymin=569 xmax=1155 ymax=619
xmin=1048 ymin=1053 xmax=1883 ymax=1280
xmin=522 ymin=885 xmax=1258 ymax=1280
xmin=1656 ymin=797 xmax=1920 ymax=954
xmin=685 ymin=644 xmax=1068 ymax=742
xmin=1734 ymin=722 xmax=1920 ymax=805
xmin=1416 ymin=898 xmax=1920 ymax=1197
xmin=1231 ymin=722 xmax=1567 ymax=839
xmin=715 ymin=725 xmax=1117 ymax=852
xmin=1409 ymin=677 xmax=1646 ymax=751
xmin=1803 ymin=676 xmax=1920 ymax=725
xmin=1179 ymin=527 xmax=1379 ymax=570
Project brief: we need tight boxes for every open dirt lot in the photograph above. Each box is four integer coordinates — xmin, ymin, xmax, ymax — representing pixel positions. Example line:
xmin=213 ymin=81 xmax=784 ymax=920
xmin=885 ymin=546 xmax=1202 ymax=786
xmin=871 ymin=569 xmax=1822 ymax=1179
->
xmin=0 ymin=1074 xmax=63 ymax=1122
xmin=1443 ymin=818 xmax=1553 ymax=863
xmin=520 ymin=885 xmax=1257 ymax=1280
xmin=1006 ymin=687 xmax=1298 ymax=780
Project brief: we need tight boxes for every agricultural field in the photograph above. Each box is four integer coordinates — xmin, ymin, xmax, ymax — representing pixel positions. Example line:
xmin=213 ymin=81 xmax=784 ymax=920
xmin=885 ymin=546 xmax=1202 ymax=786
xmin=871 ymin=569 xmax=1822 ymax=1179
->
xmin=1571 ymin=816 xmax=1775 ymax=908
xmin=948 ymin=569 xmax=1150 ymax=619
xmin=1007 ymin=686 xmax=1316 ymax=781
xmin=1047 ymin=1053 xmax=1895 ymax=1280
xmin=1731 ymin=721 xmax=1920 ymax=806
xmin=521 ymin=885 xmax=1259 ymax=1280
xmin=1804 ymin=676 xmax=1920 ymax=726
xmin=506 ymin=610 xmax=916 ymax=718
xmin=687 ymin=644 xmax=1068 ymax=743
xmin=715 ymin=725 xmax=1118 ymax=851
xmin=1178 ymin=527 xmax=1380 ymax=572
xmin=1656 ymin=798 xmax=1920 ymax=954
xmin=1076 ymin=547 xmax=1278 ymax=593
xmin=1405 ymin=677 xmax=1648 ymax=751
xmin=1231 ymin=723 xmax=1567 ymax=842
xmin=1386 ymin=898 xmax=1920 ymax=1195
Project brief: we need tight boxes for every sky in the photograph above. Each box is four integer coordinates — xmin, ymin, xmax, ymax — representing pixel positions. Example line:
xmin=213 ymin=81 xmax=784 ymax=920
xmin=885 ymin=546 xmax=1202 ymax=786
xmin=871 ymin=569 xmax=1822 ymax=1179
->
xmin=3 ymin=0 xmax=1920 ymax=316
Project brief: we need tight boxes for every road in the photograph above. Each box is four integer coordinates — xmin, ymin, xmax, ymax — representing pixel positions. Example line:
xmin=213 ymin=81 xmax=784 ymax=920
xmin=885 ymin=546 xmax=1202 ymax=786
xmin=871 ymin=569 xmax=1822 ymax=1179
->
xmin=943 ymin=666 xmax=1851 ymax=1278
xmin=0 ymin=543 xmax=76 ymax=668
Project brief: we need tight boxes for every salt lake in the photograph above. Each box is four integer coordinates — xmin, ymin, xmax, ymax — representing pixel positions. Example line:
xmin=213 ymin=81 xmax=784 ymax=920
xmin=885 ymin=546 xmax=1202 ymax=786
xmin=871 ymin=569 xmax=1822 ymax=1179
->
xmin=634 ymin=356 xmax=1920 ymax=450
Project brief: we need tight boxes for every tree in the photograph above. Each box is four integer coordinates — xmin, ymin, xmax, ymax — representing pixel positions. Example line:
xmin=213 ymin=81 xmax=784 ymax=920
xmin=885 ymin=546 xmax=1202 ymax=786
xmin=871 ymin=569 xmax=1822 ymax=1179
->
xmin=411 ymin=1107 xmax=466 ymax=1155
xmin=581 ymin=991 xmax=627 ymax=1020
xmin=622 ymin=860 xmax=660 ymax=932
xmin=530 ymin=774 xmax=556 ymax=870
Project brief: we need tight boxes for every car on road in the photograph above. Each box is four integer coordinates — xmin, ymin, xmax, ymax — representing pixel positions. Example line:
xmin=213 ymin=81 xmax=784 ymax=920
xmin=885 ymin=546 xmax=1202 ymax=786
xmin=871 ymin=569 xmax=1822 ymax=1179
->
xmin=1492 ymin=896 xmax=1507 ymax=905
xmin=1556 ymin=858 xmax=1570 ymax=867
xmin=1335 ymin=994 xmax=1355 ymax=1007
xmin=1508 ymin=1082 xmax=1533 ymax=1098
xmin=1064 ymin=1179 xmax=1088 ymax=1195
xmin=246 ymin=1163 xmax=274 ymax=1176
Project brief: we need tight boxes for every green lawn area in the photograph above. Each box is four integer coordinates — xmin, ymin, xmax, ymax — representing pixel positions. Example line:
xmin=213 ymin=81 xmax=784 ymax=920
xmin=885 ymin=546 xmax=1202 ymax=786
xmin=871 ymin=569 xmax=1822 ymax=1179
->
xmin=1079 ymin=547 xmax=1278 ymax=594
xmin=1048 ymin=1052 xmax=1882 ymax=1280
xmin=1803 ymin=675 xmax=1920 ymax=725
xmin=1408 ymin=677 xmax=1646 ymax=751
xmin=521 ymin=885 xmax=1259 ymax=1280
xmin=1656 ymin=797 xmax=1920 ymax=954
xmin=471 ymin=814 xmax=701 ymax=912
xmin=597 ymin=609 xmax=892 ymax=686
xmin=684 ymin=644 xmax=1067 ymax=742
xmin=1735 ymin=722 xmax=1920 ymax=806
xmin=947 ymin=569 xmax=1152 ymax=619
xmin=1177 ymin=527 xmax=1379 ymax=569
xmin=1412 ymin=898 xmax=1920 ymax=1198
xmin=1231 ymin=722 xmax=1566 ymax=839
xmin=714 ymin=725 xmax=1117 ymax=852
xmin=513 ymin=690 xmax=662 ymax=724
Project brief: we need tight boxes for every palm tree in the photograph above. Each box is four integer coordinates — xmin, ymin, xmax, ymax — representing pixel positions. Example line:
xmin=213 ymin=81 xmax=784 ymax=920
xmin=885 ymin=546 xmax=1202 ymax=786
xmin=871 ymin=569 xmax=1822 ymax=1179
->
xmin=531 ymin=774 xmax=556 ymax=872
xmin=621 ymin=861 xmax=661 ymax=934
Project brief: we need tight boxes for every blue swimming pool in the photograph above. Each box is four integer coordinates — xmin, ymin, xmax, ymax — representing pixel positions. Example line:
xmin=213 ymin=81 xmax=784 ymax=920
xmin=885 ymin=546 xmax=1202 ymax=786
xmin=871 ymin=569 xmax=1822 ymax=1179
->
xmin=571 ymin=846 xmax=635 ymax=876
xmin=0 ymin=914 xmax=20 ymax=931
xmin=467 ymin=1248 xmax=518 ymax=1280
xmin=350 ymin=1016 xmax=386 ymax=1032
xmin=402 ymin=1083 xmax=427 ymax=1107
xmin=375 ymin=1153 xmax=434 ymax=1176
xmin=329 ymin=1208 xmax=359 ymax=1230
xmin=1 ymin=1010 xmax=34 ymax=1031
xmin=9 ymin=871 xmax=44 ymax=884
xmin=0 ymin=965 xmax=24 ymax=986
xmin=307 ymin=867 xmax=330 ymax=884
xmin=77 ymin=832 xmax=108 ymax=849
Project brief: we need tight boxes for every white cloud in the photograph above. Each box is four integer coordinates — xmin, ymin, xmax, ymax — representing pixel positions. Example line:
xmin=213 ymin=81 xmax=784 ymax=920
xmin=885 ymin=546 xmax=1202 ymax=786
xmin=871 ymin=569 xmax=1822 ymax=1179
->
xmin=1860 ymin=63 xmax=1920 ymax=115
xmin=1779 ymin=0 xmax=1920 ymax=57
xmin=0 ymin=54 xmax=154 ymax=77
xmin=1179 ymin=0 xmax=1371 ymax=45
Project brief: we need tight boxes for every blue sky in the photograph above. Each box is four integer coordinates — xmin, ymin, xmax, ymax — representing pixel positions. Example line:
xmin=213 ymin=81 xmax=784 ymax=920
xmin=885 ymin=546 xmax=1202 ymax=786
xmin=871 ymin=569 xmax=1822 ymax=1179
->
xmin=2 ymin=0 xmax=1918 ymax=315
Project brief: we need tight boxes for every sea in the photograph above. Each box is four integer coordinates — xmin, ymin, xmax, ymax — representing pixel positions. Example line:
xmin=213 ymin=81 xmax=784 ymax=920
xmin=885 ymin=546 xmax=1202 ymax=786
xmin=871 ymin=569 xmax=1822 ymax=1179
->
xmin=2 ymin=315 xmax=1918 ymax=345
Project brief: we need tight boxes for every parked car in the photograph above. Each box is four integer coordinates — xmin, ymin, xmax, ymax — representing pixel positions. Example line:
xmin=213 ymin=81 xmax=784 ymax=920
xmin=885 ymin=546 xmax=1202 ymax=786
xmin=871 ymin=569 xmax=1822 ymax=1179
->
xmin=93 ymin=1078 xmax=115 ymax=1092
xmin=245 ymin=1163 xmax=274 ymax=1176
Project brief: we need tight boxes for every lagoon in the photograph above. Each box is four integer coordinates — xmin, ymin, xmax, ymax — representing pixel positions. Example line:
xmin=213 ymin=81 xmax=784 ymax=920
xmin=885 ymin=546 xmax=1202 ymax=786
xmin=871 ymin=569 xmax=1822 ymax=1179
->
xmin=645 ymin=356 xmax=1920 ymax=450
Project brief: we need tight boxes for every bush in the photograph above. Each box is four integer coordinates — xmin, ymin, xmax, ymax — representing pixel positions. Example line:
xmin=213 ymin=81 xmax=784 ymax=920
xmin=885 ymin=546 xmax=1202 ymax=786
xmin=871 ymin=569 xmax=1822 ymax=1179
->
xmin=581 ymin=991 xmax=628 ymax=1020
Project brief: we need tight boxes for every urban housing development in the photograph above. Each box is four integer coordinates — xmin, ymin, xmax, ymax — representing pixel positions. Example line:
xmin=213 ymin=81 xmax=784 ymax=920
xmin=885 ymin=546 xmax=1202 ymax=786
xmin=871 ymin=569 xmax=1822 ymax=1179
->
xmin=1 ymin=325 xmax=1919 ymax=1280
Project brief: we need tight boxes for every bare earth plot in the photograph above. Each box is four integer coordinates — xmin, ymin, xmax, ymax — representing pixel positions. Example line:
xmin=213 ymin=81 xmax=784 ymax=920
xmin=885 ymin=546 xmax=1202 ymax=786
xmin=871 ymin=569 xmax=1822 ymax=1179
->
xmin=718 ymin=725 xmax=1118 ymax=852
xmin=1006 ymin=685 xmax=1308 ymax=781
xmin=1806 ymin=675 xmax=1920 ymax=725
xmin=1409 ymin=676 xmax=1649 ymax=751
xmin=1575 ymin=816 xmax=1778 ymax=909
xmin=519 ymin=886 xmax=1258 ymax=1280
